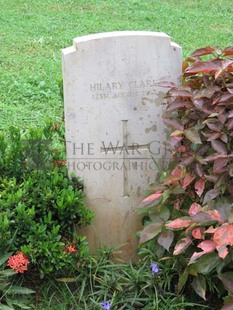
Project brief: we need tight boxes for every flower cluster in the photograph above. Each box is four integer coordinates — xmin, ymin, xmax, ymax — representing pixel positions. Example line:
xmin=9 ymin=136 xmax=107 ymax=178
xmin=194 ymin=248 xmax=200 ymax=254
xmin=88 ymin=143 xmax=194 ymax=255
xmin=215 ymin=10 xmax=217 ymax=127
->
xmin=7 ymin=252 xmax=30 ymax=273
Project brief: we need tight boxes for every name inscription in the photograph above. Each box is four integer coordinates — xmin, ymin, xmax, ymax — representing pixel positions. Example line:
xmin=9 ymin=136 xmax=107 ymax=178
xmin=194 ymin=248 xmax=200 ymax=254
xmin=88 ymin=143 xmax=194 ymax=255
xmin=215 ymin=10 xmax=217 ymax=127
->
xmin=90 ymin=79 xmax=158 ymax=100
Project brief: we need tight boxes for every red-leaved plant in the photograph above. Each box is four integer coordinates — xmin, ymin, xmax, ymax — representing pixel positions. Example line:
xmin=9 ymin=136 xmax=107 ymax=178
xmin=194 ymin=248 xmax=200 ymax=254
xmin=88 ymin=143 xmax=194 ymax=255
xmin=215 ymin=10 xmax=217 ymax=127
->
xmin=139 ymin=46 xmax=233 ymax=308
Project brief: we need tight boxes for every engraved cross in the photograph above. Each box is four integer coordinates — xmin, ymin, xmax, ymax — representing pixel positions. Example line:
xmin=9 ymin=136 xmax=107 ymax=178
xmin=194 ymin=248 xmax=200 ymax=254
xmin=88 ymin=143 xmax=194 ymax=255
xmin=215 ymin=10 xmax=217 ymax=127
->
xmin=101 ymin=120 xmax=148 ymax=197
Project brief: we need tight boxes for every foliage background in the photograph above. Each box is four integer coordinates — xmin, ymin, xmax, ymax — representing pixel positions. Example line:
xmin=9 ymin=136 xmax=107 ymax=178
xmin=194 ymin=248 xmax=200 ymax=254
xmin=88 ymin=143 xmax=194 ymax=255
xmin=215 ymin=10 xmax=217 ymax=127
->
xmin=0 ymin=0 xmax=232 ymax=129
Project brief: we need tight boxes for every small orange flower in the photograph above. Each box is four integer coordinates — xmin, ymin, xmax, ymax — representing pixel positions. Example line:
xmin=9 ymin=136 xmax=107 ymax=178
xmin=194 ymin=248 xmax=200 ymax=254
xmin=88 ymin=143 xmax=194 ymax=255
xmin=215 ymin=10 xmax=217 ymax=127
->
xmin=53 ymin=160 xmax=66 ymax=167
xmin=64 ymin=244 xmax=77 ymax=253
xmin=7 ymin=252 xmax=30 ymax=273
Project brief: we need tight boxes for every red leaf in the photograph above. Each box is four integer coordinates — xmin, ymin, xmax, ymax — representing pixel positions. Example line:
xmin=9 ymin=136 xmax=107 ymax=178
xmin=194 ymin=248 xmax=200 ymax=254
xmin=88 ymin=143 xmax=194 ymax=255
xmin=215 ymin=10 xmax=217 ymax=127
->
xmin=166 ymin=88 xmax=192 ymax=98
xmin=215 ymin=59 xmax=233 ymax=79
xmin=166 ymin=218 xmax=192 ymax=229
xmin=142 ymin=192 xmax=163 ymax=203
xmin=195 ymin=179 xmax=205 ymax=197
xmin=179 ymin=155 xmax=195 ymax=166
xmin=174 ymin=199 xmax=182 ymax=210
xmin=213 ymin=224 xmax=233 ymax=247
xmin=170 ymin=136 xmax=183 ymax=147
xmin=205 ymin=120 xmax=223 ymax=132
xmin=194 ymin=86 xmax=219 ymax=99
xmin=203 ymin=188 xmax=220 ymax=205
xmin=162 ymin=175 xmax=180 ymax=186
xmin=191 ymin=212 xmax=217 ymax=223
xmin=205 ymin=153 xmax=227 ymax=162
xmin=158 ymin=231 xmax=174 ymax=252
xmin=166 ymin=98 xmax=188 ymax=112
xmin=213 ymin=158 xmax=228 ymax=174
xmin=188 ymin=240 xmax=216 ymax=265
xmin=222 ymin=46 xmax=233 ymax=56
xmin=192 ymin=227 xmax=205 ymax=239
xmin=211 ymin=140 xmax=227 ymax=154
xmin=219 ymin=93 xmax=233 ymax=104
xmin=227 ymin=87 xmax=233 ymax=94
xmin=181 ymin=172 xmax=195 ymax=190
xmin=205 ymin=132 xmax=221 ymax=141
xmin=220 ymin=133 xmax=228 ymax=143
xmin=194 ymin=163 xmax=204 ymax=177
xmin=153 ymin=81 xmax=178 ymax=88
xmin=206 ymin=210 xmax=223 ymax=223
xmin=140 ymin=191 xmax=163 ymax=208
xmin=185 ymin=59 xmax=222 ymax=75
xmin=174 ymin=237 xmax=192 ymax=255
xmin=163 ymin=118 xmax=184 ymax=131
xmin=216 ymin=245 xmax=229 ymax=259
xmin=189 ymin=203 xmax=202 ymax=216
xmin=226 ymin=118 xmax=233 ymax=130
xmin=171 ymin=166 xmax=183 ymax=177
xmin=218 ymin=113 xmax=228 ymax=124
xmin=191 ymin=46 xmax=216 ymax=57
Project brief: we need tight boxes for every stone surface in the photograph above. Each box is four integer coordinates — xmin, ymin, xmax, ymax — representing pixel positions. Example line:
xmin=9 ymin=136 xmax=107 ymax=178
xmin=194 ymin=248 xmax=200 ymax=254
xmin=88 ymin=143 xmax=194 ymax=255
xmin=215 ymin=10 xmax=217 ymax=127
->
xmin=62 ymin=31 xmax=182 ymax=260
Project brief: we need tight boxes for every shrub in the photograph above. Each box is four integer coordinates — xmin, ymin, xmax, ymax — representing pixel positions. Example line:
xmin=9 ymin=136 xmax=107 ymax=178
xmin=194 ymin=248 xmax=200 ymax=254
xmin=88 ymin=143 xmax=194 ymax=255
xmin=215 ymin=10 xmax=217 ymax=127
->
xmin=0 ymin=120 xmax=94 ymax=278
xmin=138 ymin=46 xmax=233 ymax=308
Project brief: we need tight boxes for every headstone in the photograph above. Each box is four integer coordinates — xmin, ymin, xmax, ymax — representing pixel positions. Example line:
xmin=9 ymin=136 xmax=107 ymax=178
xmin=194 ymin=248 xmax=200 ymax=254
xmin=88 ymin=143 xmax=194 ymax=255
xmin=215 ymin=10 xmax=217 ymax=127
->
xmin=62 ymin=31 xmax=182 ymax=260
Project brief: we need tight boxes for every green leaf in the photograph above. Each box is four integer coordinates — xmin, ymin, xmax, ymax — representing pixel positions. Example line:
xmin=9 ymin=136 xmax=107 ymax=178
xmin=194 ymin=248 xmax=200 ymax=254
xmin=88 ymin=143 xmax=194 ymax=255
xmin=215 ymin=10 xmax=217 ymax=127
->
xmin=139 ymin=223 xmax=163 ymax=244
xmin=184 ymin=127 xmax=202 ymax=144
xmin=9 ymin=301 xmax=31 ymax=310
xmin=0 ymin=253 xmax=14 ymax=267
xmin=194 ymin=252 xmax=219 ymax=275
xmin=220 ymin=272 xmax=233 ymax=294
xmin=159 ymin=206 xmax=170 ymax=221
xmin=7 ymin=286 xmax=35 ymax=295
xmin=56 ymin=278 xmax=76 ymax=283
xmin=0 ymin=270 xmax=16 ymax=277
xmin=0 ymin=304 xmax=14 ymax=310
xmin=162 ymin=189 xmax=170 ymax=203
xmin=178 ymin=268 xmax=189 ymax=293
xmin=192 ymin=274 xmax=206 ymax=300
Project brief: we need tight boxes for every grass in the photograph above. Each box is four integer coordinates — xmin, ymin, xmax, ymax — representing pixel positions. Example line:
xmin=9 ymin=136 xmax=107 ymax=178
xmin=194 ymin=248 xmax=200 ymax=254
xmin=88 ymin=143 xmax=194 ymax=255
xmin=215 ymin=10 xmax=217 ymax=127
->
xmin=32 ymin=248 xmax=208 ymax=310
xmin=0 ymin=0 xmax=232 ymax=130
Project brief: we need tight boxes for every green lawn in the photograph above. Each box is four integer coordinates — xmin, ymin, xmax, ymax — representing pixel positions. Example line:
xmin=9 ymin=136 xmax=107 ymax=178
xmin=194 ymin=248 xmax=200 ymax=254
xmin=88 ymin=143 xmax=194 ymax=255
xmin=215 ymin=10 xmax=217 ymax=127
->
xmin=0 ymin=0 xmax=232 ymax=130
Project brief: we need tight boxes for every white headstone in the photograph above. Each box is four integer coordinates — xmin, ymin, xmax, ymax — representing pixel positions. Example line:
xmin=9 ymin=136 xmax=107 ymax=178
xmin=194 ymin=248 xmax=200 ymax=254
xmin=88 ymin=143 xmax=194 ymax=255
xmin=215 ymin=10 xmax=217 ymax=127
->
xmin=62 ymin=31 xmax=182 ymax=260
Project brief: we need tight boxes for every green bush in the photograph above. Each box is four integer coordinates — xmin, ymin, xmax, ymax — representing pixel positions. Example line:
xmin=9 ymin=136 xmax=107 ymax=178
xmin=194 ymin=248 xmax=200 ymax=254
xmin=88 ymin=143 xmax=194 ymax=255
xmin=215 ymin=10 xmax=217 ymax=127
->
xmin=0 ymin=120 xmax=94 ymax=278
xmin=138 ymin=46 xmax=233 ymax=309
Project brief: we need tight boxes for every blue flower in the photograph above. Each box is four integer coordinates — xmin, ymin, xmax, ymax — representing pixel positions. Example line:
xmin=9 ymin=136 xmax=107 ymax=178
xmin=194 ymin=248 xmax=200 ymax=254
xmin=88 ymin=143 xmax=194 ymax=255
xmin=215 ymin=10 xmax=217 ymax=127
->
xmin=100 ymin=301 xmax=111 ymax=310
xmin=151 ymin=262 xmax=160 ymax=275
